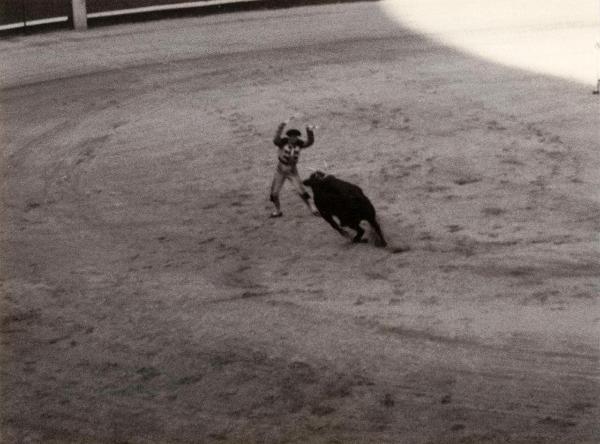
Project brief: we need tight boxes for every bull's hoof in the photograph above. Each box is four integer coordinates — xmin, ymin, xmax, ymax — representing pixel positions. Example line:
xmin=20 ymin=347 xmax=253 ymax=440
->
xmin=372 ymin=237 xmax=387 ymax=248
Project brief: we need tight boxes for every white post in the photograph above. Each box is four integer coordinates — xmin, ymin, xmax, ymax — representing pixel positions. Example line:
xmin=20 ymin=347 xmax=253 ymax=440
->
xmin=595 ymin=40 xmax=600 ymax=94
xmin=71 ymin=0 xmax=87 ymax=30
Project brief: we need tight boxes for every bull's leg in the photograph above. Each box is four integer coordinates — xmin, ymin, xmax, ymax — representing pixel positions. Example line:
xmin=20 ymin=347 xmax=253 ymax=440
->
xmin=321 ymin=213 xmax=350 ymax=239
xmin=350 ymin=224 xmax=367 ymax=243
xmin=369 ymin=218 xmax=387 ymax=247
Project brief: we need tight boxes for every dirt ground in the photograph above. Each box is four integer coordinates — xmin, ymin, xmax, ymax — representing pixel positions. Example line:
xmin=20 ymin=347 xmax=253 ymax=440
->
xmin=1 ymin=3 xmax=599 ymax=443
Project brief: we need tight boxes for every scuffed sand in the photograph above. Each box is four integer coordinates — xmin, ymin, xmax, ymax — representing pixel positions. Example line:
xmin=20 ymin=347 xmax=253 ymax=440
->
xmin=1 ymin=3 xmax=598 ymax=443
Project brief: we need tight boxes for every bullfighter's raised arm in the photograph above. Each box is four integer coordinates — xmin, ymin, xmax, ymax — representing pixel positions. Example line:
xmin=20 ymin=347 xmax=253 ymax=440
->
xmin=302 ymin=125 xmax=315 ymax=148
xmin=273 ymin=122 xmax=286 ymax=147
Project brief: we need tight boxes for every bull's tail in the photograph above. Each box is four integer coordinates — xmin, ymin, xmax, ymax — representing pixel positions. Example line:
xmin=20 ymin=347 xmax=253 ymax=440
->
xmin=369 ymin=218 xmax=387 ymax=247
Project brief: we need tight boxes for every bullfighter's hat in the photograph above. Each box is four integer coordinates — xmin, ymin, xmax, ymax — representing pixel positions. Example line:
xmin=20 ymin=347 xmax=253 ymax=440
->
xmin=285 ymin=128 xmax=302 ymax=137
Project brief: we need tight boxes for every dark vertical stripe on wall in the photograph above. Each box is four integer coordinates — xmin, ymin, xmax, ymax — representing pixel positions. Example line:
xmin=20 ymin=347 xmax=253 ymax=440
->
xmin=23 ymin=0 xmax=71 ymax=21
xmin=0 ymin=0 xmax=70 ymax=24
xmin=0 ymin=0 xmax=27 ymax=25
xmin=86 ymin=0 xmax=211 ymax=14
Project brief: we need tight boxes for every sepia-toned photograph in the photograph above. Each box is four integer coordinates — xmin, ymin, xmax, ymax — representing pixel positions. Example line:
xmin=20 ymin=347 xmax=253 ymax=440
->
xmin=1 ymin=0 xmax=598 ymax=442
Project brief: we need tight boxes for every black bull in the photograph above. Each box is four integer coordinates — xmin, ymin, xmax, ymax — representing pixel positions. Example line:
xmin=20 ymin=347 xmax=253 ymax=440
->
xmin=303 ymin=171 xmax=387 ymax=247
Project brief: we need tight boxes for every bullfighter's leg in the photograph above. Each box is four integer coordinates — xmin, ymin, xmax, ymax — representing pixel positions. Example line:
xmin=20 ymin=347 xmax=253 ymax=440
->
xmin=269 ymin=168 xmax=286 ymax=217
xmin=289 ymin=170 xmax=319 ymax=216
xmin=321 ymin=213 xmax=350 ymax=239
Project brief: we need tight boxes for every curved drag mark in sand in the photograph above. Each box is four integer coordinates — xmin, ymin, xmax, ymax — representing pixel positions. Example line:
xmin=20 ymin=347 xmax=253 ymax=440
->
xmin=380 ymin=0 xmax=600 ymax=86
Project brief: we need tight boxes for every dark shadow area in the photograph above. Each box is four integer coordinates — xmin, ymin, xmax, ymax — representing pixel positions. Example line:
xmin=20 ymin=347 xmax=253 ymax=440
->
xmin=0 ymin=0 xmax=70 ymax=26
xmin=89 ymin=0 xmax=378 ymax=27
xmin=0 ymin=0 xmax=378 ymax=36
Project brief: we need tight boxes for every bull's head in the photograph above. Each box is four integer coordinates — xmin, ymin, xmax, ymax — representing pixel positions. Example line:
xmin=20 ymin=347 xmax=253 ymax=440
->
xmin=303 ymin=170 xmax=327 ymax=187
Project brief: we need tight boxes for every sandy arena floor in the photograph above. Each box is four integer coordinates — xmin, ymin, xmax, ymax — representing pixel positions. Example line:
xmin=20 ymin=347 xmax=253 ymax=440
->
xmin=1 ymin=2 xmax=599 ymax=443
